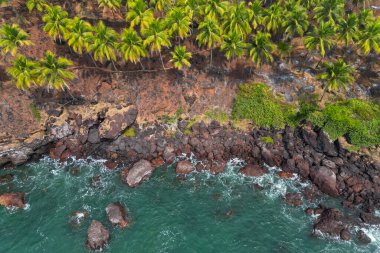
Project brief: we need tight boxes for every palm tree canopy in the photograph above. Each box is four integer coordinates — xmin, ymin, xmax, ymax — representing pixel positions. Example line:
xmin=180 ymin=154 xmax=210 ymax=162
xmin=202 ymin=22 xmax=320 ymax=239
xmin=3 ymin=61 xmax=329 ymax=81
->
xmin=221 ymin=32 xmax=248 ymax=60
xmin=0 ymin=23 xmax=32 ymax=56
xmin=7 ymin=55 xmax=39 ymax=90
xmin=26 ymin=0 xmax=47 ymax=12
xmin=283 ymin=4 xmax=309 ymax=39
xmin=318 ymin=59 xmax=354 ymax=92
xmin=117 ymin=28 xmax=147 ymax=63
xmin=249 ymin=0 xmax=264 ymax=29
xmin=165 ymin=7 xmax=192 ymax=39
xmin=249 ymin=31 xmax=276 ymax=66
xmin=222 ymin=2 xmax=252 ymax=38
xmin=337 ymin=13 xmax=359 ymax=46
xmin=38 ymin=51 xmax=75 ymax=90
xmin=42 ymin=5 xmax=69 ymax=40
xmin=97 ymin=0 xmax=121 ymax=10
xmin=126 ymin=0 xmax=154 ymax=32
xmin=313 ymin=0 xmax=344 ymax=24
xmin=200 ymin=0 xmax=228 ymax=19
xmin=143 ymin=19 xmax=171 ymax=53
xmin=358 ymin=19 xmax=380 ymax=55
xmin=87 ymin=21 xmax=118 ymax=62
xmin=196 ymin=17 xmax=222 ymax=49
xmin=64 ymin=17 xmax=92 ymax=54
xmin=262 ymin=2 xmax=284 ymax=33
xmin=304 ymin=22 xmax=335 ymax=57
xmin=150 ymin=0 xmax=172 ymax=11
xmin=170 ymin=45 xmax=192 ymax=70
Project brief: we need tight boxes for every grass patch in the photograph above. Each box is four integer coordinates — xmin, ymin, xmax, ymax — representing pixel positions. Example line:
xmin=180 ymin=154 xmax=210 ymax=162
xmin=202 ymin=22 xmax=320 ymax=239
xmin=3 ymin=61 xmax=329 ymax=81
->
xmin=260 ymin=135 xmax=274 ymax=145
xmin=205 ymin=109 xmax=229 ymax=124
xmin=232 ymin=83 xmax=295 ymax=129
xmin=161 ymin=107 xmax=184 ymax=125
xmin=306 ymin=99 xmax=380 ymax=148
xmin=122 ymin=127 xmax=136 ymax=138
xmin=30 ymin=103 xmax=41 ymax=122
xmin=183 ymin=117 xmax=200 ymax=135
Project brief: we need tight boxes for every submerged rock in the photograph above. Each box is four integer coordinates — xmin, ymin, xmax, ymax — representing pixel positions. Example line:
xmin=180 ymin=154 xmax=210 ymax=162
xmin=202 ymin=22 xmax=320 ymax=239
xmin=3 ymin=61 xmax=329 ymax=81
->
xmin=175 ymin=160 xmax=194 ymax=175
xmin=69 ymin=210 xmax=89 ymax=227
xmin=0 ymin=174 xmax=14 ymax=184
xmin=86 ymin=220 xmax=110 ymax=250
xmin=0 ymin=192 xmax=25 ymax=208
xmin=239 ymin=164 xmax=267 ymax=177
xmin=313 ymin=208 xmax=351 ymax=240
xmin=122 ymin=160 xmax=154 ymax=187
xmin=106 ymin=203 xmax=128 ymax=228
xmin=284 ymin=193 xmax=303 ymax=206
xmin=357 ymin=230 xmax=371 ymax=244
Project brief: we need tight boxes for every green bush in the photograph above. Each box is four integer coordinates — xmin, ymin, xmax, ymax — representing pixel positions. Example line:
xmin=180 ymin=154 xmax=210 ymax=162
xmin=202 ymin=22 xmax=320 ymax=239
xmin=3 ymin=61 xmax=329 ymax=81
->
xmin=122 ymin=127 xmax=136 ymax=138
xmin=205 ymin=109 xmax=229 ymax=124
xmin=308 ymin=99 xmax=380 ymax=147
xmin=232 ymin=83 xmax=295 ymax=129
xmin=30 ymin=103 xmax=41 ymax=122
xmin=161 ymin=107 xmax=184 ymax=125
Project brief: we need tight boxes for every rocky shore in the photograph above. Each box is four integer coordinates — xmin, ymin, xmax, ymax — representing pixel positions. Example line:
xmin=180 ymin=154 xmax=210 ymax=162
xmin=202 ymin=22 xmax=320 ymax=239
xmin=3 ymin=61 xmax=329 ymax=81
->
xmin=1 ymin=102 xmax=380 ymax=246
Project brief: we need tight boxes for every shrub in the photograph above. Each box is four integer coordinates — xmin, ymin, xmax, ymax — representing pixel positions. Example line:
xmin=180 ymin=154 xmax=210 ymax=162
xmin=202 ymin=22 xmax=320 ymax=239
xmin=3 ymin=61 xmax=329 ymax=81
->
xmin=232 ymin=83 xmax=295 ymax=129
xmin=205 ymin=109 xmax=229 ymax=124
xmin=30 ymin=103 xmax=41 ymax=121
xmin=122 ymin=127 xmax=136 ymax=138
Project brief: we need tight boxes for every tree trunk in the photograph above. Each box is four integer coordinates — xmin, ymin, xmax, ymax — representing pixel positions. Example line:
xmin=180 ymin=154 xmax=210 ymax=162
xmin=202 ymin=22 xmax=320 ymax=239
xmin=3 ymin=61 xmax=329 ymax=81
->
xmin=320 ymin=87 xmax=327 ymax=102
xmin=315 ymin=56 xmax=324 ymax=68
xmin=159 ymin=51 xmax=166 ymax=70
xmin=138 ymin=59 xmax=145 ymax=70
xmin=89 ymin=54 xmax=98 ymax=67
xmin=111 ymin=60 xmax=118 ymax=71
xmin=210 ymin=48 xmax=213 ymax=67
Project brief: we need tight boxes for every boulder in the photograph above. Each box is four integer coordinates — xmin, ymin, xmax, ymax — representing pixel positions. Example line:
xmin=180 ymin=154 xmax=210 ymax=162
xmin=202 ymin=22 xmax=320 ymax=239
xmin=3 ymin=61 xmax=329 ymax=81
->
xmin=318 ymin=131 xmax=338 ymax=157
xmin=310 ymin=166 xmax=339 ymax=197
xmin=0 ymin=192 xmax=25 ymax=208
xmin=313 ymin=208 xmax=350 ymax=240
xmin=104 ymin=160 xmax=118 ymax=170
xmin=86 ymin=220 xmax=110 ymax=250
xmin=106 ymin=203 xmax=128 ymax=228
xmin=357 ymin=230 xmax=371 ymax=244
xmin=0 ymin=174 xmax=14 ymax=184
xmin=261 ymin=148 xmax=281 ymax=167
xmin=340 ymin=228 xmax=352 ymax=241
xmin=209 ymin=160 xmax=226 ymax=175
xmin=87 ymin=128 xmax=100 ymax=144
xmin=278 ymin=171 xmax=294 ymax=179
xmin=239 ymin=164 xmax=267 ymax=177
xmin=284 ymin=193 xmax=303 ymax=206
xmin=360 ymin=212 xmax=380 ymax=225
xmin=122 ymin=160 xmax=154 ymax=187
xmin=99 ymin=105 xmax=138 ymax=140
xmin=175 ymin=160 xmax=194 ymax=175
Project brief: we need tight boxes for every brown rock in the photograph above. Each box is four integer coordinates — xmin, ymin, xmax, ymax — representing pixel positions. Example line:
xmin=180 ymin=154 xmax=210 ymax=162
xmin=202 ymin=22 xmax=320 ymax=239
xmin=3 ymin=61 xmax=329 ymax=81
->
xmin=122 ymin=160 xmax=154 ymax=187
xmin=357 ymin=230 xmax=371 ymax=244
xmin=310 ymin=166 xmax=339 ymax=197
xmin=239 ymin=164 xmax=267 ymax=177
xmin=175 ymin=160 xmax=194 ymax=175
xmin=99 ymin=106 xmax=138 ymax=140
xmin=210 ymin=160 xmax=226 ymax=175
xmin=151 ymin=157 xmax=165 ymax=168
xmin=340 ymin=228 xmax=352 ymax=241
xmin=86 ymin=220 xmax=110 ymax=250
xmin=104 ymin=160 xmax=118 ymax=170
xmin=278 ymin=171 xmax=294 ymax=179
xmin=106 ymin=203 xmax=128 ymax=228
xmin=0 ymin=192 xmax=25 ymax=208
xmin=0 ymin=174 xmax=14 ymax=184
xmin=284 ymin=193 xmax=303 ymax=206
xmin=313 ymin=208 xmax=350 ymax=239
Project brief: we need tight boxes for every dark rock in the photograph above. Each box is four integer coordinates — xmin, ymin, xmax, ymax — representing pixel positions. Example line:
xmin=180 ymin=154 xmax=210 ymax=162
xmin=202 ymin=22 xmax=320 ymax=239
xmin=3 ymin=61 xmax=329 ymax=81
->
xmin=91 ymin=175 xmax=101 ymax=188
xmin=284 ymin=193 xmax=303 ymax=206
xmin=210 ymin=160 xmax=226 ymax=175
xmin=163 ymin=146 xmax=176 ymax=163
xmin=313 ymin=208 xmax=351 ymax=240
xmin=340 ymin=228 xmax=352 ymax=241
xmin=151 ymin=157 xmax=165 ymax=167
xmin=87 ymin=128 xmax=100 ymax=144
xmin=99 ymin=106 xmax=138 ymax=140
xmin=360 ymin=212 xmax=380 ymax=225
xmin=301 ymin=125 xmax=318 ymax=150
xmin=86 ymin=220 xmax=109 ymax=250
xmin=261 ymin=148 xmax=281 ymax=167
xmin=278 ymin=171 xmax=294 ymax=179
xmin=296 ymin=159 xmax=310 ymax=178
xmin=0 ymin=192 xmax=25 ymax=208
xmin=0 ymin=174 xmax=14 ymax=184
xmin=175 ymin=160 xmax=194 ymax=175
xmin=70 ymin=167 xmax=80 ymax=176
xmin=318 ymin=131 xmax=338 ymax=157
xmin=106 ymin=203 xmax=128 ymax=228
xmin=310 ymin=166 xmax=339 ymax=197
xmin=305 ymin=208 xmax=314 ymax=215
xmin=49 ymin=144 xmax=66 ymax=160
xmin=239 ymin=164 xmax=267 ymax=177
xmin=357 ymin=230 xmax=371 ymax=244
xmin=104 ymin=160 xmax=118 ymax=170
xmin=123 ymin=160 xmax=154 ymax=187
xmin=69 ymin=210 xmax=89 ymax=227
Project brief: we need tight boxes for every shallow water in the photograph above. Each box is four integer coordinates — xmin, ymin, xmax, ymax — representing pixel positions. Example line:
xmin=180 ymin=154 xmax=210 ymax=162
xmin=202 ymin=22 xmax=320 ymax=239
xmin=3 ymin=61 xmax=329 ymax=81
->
xmin=0 ymin=157 xmax=379 ymax=253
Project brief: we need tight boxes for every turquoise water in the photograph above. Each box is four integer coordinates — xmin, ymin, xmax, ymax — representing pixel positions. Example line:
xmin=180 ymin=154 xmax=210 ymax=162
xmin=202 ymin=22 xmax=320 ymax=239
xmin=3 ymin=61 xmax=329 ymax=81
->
xmin=0 ymin=157 xmax=379 ymax=253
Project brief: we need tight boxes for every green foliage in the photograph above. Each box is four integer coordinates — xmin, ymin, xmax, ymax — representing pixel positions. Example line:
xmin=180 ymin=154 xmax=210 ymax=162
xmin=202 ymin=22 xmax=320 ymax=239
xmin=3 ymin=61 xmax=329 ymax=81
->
xmin=30 ymin=103 xmax=42 ymax=121
xmin=87 ymin=21 xmax=118 ymax=62
xmin=249 ymin=31 xmax=275 ymax=66
xmin=170 ymin=46 xmax=192 ymax=70
xmin=7 ymin=55 xmax=39 ymax=90
xmin=205 ymin=109 xmax=229 ymax=124
xmin=26 ymin=0 xmax=47 ymax=12
xmin=117 ymin=28 xmax=147 ymax=64
xmin=232 ymin=83 xmax=295 ymax=129
xmin=307 ymin=99 xmax=380 ymax=147
xmin=260 ymin=135 xmax=274 ymax=145
xmin=64 ymin=17 xmax=92 ymax=55
xmin=161 ymin=107 xmax=184 ymax=124
xmin=42 ymin=5 xmax=69 ymax=41
xmin=122 ymin=127 xmax=136 ymax=138
xmin=0 ymin=23 xmax=32 ymax=56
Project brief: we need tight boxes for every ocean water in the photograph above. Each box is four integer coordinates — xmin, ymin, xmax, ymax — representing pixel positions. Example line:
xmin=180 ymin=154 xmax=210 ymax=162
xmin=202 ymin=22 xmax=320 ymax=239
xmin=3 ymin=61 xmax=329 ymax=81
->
xmin=0 ymin=157 xmax=379 ymax=253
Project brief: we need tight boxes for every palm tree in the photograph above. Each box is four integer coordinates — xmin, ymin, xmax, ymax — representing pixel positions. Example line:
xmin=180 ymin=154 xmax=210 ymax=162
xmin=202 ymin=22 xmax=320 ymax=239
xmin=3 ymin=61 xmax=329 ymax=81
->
xmin=221 ymin=31 xmax=248 ymax=60
xmin=117 ymin=28 xmax=147 ymax=68
xmin=337 ymin=13 xmax=359 ymax=47
xmin=313 ymin=0 xmax=344 ymax=25
xmin=87 ymin=21 xmax=118 ymax=65
xmin=38 ymin=51 xmax=75 ymax=90
xmin=196 ymin=17 xmax=222 ymax=66
xmin=7 ymin=55 xmax=39 ymax=90
xmin=42 ymin=5 xmax=69 ymax=42
xmin=142 ymin=19 xmax=171 ymax=69
xmin=277 ymin=41 xmax=293 ymax=61
xmin=283 ymin=4 xmax=309 ymax=39
xmin=200 ymin=0 xmax=228 ymax=19
xmin=318 ymin=59 xmax=354 ymax=101
xmin=170 ymin=46 xmax=192 ymax=70
xmin=249 ymin=0 xmax=264 ymax=30
xmin=26 ymin=0 xmax=47 ymax=12
xmin=357 ymin=19 xmax=380 ymax=55
xmin=249 ymin=31 xmax=276 ymax=67
xmin=358 ymin=9 xmax=374 ymax=27
xmin=126 ymin=0 xmax=153 ymax=32
xmin=165 ymin=7 xmax=192 ymax=44
xmin=150 ymin=0 xmax=172 ymax=11
xmin=222 ymin=1 xmax=252 ymax=39
xmin=300 ymin=0 xmax=321 ymax=9
xmin=262 ymin=2 xmax=283 ymax=33
xmin=0 ymin=23 xmax=32 ymax=56
xmin=97 ymin=0 xmax=121 ymax=11
xmin=304 ymin=22 xmax=335 ymax=60
xmin=352 ymin=0 xmax=370 ymax=9
xmin=64 ymin=17 xmax=92 ymax=54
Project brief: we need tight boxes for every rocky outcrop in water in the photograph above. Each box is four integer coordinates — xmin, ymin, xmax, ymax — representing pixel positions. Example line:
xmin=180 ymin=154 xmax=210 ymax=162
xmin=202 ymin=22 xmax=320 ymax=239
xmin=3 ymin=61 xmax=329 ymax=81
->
xmin=121 ymin=160 xmax=154 ymax=187
xmin=86 ymin=220 xmax=110 ymax=250
xmin=0 ymin=192 xmax=25 ymax=208
xmin=106 ymin=203 xmax=128 ymax=228
xmin=175 ymin=160 xmax=194 ymax=175
xmin=239 ymin=164 xmax=267 ymax=177
xmin=313 ymin=208 xmax=353 ymax=240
